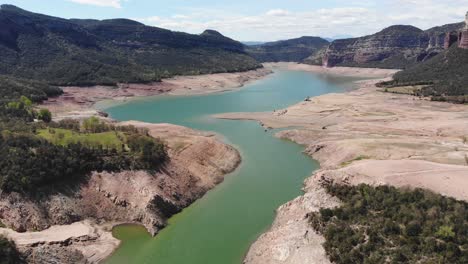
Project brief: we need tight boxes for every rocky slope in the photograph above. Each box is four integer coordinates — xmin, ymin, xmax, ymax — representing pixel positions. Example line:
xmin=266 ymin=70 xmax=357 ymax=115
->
xmin=322 ymin=22 xmax=464 ymax=69
xmin=0 ymin=5 xmax=260 ymax=86
xmin=0 ymin=122 xmax=241 ymax=263
xmin=246 ymin=37 xmax=329 ymax=62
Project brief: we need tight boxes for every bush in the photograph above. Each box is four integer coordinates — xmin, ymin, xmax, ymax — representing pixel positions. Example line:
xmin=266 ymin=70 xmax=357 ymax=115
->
xmin=0 ymin=236 xmax=22 ymax=264
xmin=37 ymin=109 xmax=52 ymax=123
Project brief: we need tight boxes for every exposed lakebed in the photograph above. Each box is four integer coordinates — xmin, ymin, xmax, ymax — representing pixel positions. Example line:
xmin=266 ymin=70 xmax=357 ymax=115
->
xmin=101 ymin=70 xmax=359 ymax=264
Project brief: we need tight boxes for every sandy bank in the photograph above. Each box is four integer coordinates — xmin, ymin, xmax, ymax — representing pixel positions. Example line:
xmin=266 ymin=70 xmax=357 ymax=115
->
xmin=42 ymin=68 xmax=272 ymax=119
xmin=0 ymin=122 xmax=240 ymax=263
xmin=217 ymin=63 xmax=468 ymax=264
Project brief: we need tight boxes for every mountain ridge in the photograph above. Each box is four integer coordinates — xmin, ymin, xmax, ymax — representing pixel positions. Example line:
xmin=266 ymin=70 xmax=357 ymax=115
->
xmin=0 ymin=5 xmax=260 ymax=86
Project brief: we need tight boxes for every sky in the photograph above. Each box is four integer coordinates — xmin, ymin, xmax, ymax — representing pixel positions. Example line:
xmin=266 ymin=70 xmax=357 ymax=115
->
xmin=2 ymin=0 xmax=468 ymax=41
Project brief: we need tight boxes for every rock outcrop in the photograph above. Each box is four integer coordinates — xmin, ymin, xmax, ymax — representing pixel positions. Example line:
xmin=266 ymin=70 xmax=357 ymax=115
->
xmin=444 ymin=31 xmax=459 ymax=49
xmin=323 ymin=22 xmax=464 ymax=68
xmin=458 ymin=12 xmax=468 ymax=49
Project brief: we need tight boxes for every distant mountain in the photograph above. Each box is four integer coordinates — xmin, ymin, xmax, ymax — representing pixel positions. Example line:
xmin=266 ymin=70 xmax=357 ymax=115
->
xmin=242 ymin=41 xmax=265 ymax=46
xmin=245 ymin=36 xmax=329 ymax=62
xmin=322 ymin=22 xmax=465 ymax=69
xmin=324 ymin=35 xmax=354 ymax=42
xmin=0 ymin=5 xmax=260 ymax=86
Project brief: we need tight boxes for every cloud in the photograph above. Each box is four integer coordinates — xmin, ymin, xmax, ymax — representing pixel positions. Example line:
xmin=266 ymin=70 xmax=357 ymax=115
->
xmin=266 ymin=9 xmax=290 ymax=17
xmin=136 ymin=0 xmax=468 ymax=41
xmin=69 ymin=0 xmax=122 ymax=8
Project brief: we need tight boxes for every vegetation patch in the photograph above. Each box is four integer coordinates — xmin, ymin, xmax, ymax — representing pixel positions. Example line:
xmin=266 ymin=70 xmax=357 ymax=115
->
xmin=38 ymin=128 xmax=126 ymax=151
xmin=0 ymin=109 xmax=167 ymax=196
xmin=382 ymin=85 xmax=427 ymax=95
xmin=309 ymin=184 xmax=468 ymax=264
xmin=340 ymin=155 xmax=370 ymax=167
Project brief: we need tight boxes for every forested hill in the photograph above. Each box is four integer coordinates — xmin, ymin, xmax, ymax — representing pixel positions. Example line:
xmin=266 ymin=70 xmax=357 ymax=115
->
xmin=383 ymin=44 xmax=468 ymax=102
xmin=0 ymin=5 xmax=260 ymax=86
xmin=245 ymin=36 xmax=329 ymax=62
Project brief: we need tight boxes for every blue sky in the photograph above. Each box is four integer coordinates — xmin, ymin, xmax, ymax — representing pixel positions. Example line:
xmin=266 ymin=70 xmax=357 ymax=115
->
xmin=3 ymin=0 xmax=468 ymax=41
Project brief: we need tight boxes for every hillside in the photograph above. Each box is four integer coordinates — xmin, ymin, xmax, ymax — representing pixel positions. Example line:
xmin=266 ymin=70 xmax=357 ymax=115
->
xmin=0 ymin=75 xmax=62 ymax=103
xmin=384 ymin=44 xmax=468 ymax=101
xmin=0 ymin=5 xmax=260 ymax=86
xmin=322 ymin=22 xmax=464 ymax=69
xmin=245 ymin=36 xmax=329 ymax=62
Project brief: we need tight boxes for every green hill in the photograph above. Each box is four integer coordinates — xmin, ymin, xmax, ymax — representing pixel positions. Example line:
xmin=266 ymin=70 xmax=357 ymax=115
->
xmin=0 ymin=5 xmax=260 ymax=86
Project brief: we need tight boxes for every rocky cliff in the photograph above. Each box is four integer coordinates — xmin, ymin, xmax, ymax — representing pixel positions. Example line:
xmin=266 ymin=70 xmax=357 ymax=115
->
xmin=323 ymin=22 xmax=464 ymax=69
xmin=458 ymin=12 xmax=468 ymax=49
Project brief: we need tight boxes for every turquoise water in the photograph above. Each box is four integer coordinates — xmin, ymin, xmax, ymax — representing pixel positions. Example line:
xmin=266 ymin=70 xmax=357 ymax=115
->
xmin=103 ymin=70 xmax=355 ymax=264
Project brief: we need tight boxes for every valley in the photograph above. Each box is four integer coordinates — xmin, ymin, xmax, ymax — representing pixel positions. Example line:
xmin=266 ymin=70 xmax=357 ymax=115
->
xmin=0 ymin=3 xmax=467 ymax=264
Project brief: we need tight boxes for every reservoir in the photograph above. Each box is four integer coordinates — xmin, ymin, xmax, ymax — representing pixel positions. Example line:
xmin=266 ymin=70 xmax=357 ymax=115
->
xmin=103 ymin=69 xmax=356 ymax=264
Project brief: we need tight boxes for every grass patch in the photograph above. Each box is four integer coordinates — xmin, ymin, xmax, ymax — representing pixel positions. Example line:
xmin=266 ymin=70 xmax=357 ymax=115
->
xmin=341 ymin=155 xmax=370 ymax=167
xmin=382 ymin=85 xmax=426 ymax=95
xmin=37 ymin=128 xmax=126 ymax=151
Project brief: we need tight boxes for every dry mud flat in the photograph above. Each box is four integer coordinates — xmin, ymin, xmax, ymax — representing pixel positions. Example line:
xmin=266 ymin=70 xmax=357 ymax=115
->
xmin=0 ymin=122 xmax=240 ymax=263
xmin=217 ymin=64 xmax=468 ymax=264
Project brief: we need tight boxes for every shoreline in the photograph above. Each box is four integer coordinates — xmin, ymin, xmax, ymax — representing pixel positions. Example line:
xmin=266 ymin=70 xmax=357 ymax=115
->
xmin=214 ymin=63 xmax=468 ymax=264
xmin=42 ymin=67 xmax=273 ymax=119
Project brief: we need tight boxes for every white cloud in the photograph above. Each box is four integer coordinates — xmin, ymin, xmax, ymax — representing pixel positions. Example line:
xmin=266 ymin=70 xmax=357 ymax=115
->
xmin=69 ymin=0 xmax=122 ymax=8
xmin=136 ymin=0 xmax=468 ymax=41
xmin=266 ymin=9 xmax=290 ymax=17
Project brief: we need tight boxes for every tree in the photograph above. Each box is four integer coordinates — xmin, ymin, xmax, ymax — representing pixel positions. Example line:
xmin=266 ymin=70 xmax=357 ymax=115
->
xmin=37 ymin=109 xmax=52 ymax=123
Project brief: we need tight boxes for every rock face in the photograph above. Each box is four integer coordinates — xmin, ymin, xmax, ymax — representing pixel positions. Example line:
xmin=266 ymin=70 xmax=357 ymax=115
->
xmin=323 ymin=22 xmax=464 ymax=68
xmin=444 ymin=31 xmax=459 ymax=49
xmin=246 ymin=37 xmax=329 ymax=62
xmin=458 ymin=12 xmax=468 ymax=49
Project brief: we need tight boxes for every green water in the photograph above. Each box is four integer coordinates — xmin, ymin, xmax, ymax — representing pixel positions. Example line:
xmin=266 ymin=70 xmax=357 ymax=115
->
xmin=102 ymin=70 xmax=356 ymax=264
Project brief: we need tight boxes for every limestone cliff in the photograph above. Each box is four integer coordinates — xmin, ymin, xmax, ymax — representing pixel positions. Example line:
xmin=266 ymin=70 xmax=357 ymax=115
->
xmin=323 ymin=22 xmax=464 ymax=69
